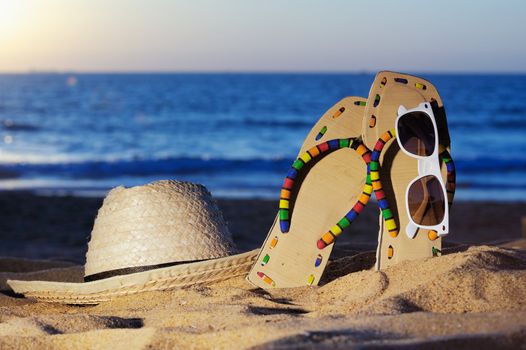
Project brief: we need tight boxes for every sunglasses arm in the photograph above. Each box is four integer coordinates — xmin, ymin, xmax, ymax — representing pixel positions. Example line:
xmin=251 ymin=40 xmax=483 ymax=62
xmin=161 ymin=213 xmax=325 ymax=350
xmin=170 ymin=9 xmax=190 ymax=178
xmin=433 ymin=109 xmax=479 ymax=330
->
xmin=406 ymin=222 xmax=419 ymax=238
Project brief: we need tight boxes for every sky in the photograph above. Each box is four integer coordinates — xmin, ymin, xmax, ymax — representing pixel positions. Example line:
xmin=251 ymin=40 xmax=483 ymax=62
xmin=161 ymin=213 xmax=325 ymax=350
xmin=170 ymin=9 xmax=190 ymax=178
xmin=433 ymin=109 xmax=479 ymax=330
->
xmin=0 ymin=0 xmax=525 ymax=73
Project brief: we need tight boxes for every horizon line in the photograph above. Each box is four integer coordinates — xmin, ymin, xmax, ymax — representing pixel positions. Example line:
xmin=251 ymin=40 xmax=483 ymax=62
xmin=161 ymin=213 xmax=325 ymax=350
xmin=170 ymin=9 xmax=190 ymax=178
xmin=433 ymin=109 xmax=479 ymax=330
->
xmin=1 ymin=69 xmax=526 ymax=75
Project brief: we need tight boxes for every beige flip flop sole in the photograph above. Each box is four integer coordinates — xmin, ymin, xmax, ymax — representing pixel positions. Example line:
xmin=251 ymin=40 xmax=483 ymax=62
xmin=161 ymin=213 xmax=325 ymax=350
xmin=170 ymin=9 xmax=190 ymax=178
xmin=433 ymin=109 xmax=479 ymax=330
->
xmin=362 ymin=71 xmax=451 ymax=270
xmin=247 ymin=97 xmax=369 ymax=288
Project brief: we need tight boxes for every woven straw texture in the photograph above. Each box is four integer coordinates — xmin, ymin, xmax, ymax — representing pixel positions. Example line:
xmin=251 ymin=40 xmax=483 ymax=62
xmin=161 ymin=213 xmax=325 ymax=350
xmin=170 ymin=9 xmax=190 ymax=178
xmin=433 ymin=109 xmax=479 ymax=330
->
xmin=85 ymin=180 xmax=236 ymax=277
xmin=8 ymin=249 xmax=258 ymax=304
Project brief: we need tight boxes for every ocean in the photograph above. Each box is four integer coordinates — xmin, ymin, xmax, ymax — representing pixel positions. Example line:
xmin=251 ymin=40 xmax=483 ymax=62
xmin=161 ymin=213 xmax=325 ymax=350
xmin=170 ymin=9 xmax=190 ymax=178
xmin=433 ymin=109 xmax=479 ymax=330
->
xmin=0 ymin=73 xmax=524 ymax=201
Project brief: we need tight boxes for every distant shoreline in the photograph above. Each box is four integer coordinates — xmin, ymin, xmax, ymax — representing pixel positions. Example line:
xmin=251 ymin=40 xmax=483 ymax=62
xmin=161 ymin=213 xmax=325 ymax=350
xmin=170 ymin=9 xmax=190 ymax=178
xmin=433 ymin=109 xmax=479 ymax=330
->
xmin=0 ymin=191 xmax=524 ymax=263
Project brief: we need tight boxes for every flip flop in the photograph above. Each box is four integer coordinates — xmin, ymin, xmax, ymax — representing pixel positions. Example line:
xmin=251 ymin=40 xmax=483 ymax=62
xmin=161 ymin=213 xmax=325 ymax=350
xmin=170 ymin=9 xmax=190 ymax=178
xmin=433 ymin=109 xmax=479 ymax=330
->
xmin=246 ymin=97 xmax=371 ymax=288
xmin=362 ymin=71 xmax=454 ymax=270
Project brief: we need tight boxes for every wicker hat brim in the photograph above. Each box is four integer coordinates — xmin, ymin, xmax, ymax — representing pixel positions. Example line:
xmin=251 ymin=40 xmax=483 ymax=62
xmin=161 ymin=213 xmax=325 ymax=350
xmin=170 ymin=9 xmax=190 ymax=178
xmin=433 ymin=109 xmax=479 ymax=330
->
xmin=7 ymin=249 xmax=258 ymax=304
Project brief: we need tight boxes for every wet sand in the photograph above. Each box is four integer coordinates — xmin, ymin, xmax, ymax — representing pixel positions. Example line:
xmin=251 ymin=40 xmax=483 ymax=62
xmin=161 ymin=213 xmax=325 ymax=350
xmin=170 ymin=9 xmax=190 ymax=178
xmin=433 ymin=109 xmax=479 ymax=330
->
xmin=0 ymin=192 xmax=524 ymax=262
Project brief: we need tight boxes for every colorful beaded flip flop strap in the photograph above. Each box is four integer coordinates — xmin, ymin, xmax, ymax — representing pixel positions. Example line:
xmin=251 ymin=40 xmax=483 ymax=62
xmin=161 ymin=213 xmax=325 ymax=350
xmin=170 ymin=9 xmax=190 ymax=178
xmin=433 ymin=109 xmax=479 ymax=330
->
xmin=317 ymin=129 xmax=398 ymax=249
xmin=278 ymin=137 xmax=373 ymax=240
xmin=316 ymin=129 xmax=456 ymax=249
xmin=429 ymin=146 xmax=456 ymax=240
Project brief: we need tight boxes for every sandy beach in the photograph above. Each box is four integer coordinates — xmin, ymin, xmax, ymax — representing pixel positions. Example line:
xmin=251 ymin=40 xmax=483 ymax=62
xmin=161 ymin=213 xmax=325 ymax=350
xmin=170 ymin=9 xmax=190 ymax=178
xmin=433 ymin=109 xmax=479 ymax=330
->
xmin=1 ymin=0 xmax=525 ymax=347
xmin=0 ymin=193 xmax=525 ymax=349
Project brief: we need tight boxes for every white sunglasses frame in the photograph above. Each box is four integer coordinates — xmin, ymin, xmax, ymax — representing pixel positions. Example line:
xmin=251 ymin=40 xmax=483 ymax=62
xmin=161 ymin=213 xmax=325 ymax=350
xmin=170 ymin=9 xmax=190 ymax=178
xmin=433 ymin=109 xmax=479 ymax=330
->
xmin=395 ymin=102 xmax=449 ymax=239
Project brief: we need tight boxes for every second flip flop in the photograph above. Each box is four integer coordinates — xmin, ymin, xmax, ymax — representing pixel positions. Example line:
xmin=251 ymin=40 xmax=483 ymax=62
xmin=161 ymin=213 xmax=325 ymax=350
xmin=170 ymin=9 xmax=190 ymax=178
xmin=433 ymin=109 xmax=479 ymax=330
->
xmin=362 ymin=71 xmax=455 ymax=270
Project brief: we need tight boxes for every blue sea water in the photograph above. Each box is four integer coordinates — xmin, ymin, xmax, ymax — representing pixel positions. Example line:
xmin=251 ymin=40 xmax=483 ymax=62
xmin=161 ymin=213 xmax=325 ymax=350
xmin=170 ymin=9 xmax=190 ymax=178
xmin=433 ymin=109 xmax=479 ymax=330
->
xmin=0 ymin=73 xmax=524 ymax=201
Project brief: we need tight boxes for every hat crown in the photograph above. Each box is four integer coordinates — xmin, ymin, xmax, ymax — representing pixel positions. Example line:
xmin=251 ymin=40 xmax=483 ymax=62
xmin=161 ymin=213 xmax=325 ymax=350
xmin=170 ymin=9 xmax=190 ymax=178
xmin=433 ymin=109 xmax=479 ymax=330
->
xmin=85 ymin=180 xmax=236 ymax=277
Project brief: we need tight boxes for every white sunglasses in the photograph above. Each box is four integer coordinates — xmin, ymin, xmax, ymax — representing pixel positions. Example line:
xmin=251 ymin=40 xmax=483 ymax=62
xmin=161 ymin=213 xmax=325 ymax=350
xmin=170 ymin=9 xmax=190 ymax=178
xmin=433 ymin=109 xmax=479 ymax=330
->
xmin=395 ymin=102 xmax=449 ymax=239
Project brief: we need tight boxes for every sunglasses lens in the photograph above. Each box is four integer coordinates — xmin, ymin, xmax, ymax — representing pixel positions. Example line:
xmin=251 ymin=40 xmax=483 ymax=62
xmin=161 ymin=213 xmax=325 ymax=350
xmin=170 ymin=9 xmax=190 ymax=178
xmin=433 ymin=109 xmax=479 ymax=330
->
xmin=407 ymin=175 xmax=445 ymax=226
xmin=398 ymin=111 xmax=435 ymax=156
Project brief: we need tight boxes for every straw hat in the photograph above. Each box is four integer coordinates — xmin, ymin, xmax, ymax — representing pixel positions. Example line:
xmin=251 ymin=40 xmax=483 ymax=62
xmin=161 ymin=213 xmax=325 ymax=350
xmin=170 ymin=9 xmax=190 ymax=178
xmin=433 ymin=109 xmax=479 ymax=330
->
xmin=8 ymin=180 xmax=258 ymax=304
